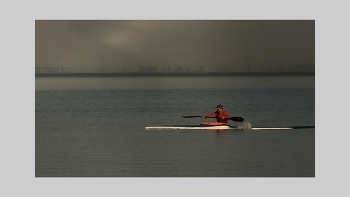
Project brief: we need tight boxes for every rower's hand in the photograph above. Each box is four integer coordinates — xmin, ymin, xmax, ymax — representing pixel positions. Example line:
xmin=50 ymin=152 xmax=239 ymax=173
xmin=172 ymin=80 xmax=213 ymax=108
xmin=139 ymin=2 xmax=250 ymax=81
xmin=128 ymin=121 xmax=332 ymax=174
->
xmin=202 ymin=116 xmax=206 ymax=119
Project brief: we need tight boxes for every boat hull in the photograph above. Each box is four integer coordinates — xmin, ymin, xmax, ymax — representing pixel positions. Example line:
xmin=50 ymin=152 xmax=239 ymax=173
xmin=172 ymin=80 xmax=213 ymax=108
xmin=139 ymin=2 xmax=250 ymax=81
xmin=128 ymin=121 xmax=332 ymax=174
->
xmin=145 ymin=125 xmax=232 ymax=130
xmin=145 ymin=122 xmax=314 ymax=130
xmin=145 ymin=125 xmax=298 ymax=130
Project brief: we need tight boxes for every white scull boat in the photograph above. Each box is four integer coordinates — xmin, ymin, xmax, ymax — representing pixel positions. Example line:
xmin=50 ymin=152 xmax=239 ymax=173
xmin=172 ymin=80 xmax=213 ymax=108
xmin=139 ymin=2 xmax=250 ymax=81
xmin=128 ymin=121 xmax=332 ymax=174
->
xmin=145 ymin=125 xmax=233 ymax=130
xmin=145 ymin=125 xmax=298 ymax=130
xmin=145 ymin=121 xmax=314 ymax=130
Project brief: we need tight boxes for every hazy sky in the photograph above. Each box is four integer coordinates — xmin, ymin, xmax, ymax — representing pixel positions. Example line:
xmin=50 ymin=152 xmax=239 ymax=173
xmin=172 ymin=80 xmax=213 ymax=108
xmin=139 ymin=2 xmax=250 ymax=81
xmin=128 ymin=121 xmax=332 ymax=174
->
xmin=35 ymin=20 xmax=315 ymax=73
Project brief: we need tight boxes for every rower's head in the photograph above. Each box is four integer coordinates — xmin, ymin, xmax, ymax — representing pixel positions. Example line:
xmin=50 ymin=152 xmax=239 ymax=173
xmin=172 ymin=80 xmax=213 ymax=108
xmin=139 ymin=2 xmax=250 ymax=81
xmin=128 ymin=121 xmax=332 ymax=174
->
xmin=216 ymin=104 xmax=223 ymax=112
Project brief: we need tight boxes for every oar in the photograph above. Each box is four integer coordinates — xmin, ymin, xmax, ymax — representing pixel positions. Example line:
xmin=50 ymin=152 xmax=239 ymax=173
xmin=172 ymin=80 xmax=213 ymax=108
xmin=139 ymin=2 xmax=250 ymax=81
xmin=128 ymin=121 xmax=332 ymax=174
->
xmin=292 ymin=126 xmax=315 ymax=129
xmin=182 ymin=116 xmax=244 ymax=122
xmin=182 ymin=116 xmax=202 ymax=118
xmin=228 ymin=117 xmax=244 ymax=122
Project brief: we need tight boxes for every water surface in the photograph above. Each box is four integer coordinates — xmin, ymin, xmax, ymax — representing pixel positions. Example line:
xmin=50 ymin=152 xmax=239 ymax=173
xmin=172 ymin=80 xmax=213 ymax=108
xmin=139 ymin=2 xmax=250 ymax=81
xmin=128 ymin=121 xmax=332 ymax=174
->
xmin=35 ymin=75 xmax=315 ymax=177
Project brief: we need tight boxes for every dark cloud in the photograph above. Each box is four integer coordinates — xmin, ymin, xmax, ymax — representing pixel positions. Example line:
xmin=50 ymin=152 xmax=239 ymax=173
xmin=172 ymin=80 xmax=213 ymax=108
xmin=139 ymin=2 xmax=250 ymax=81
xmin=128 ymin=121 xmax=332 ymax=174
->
xmin=35 ymin=20 xmax=314 ymax=73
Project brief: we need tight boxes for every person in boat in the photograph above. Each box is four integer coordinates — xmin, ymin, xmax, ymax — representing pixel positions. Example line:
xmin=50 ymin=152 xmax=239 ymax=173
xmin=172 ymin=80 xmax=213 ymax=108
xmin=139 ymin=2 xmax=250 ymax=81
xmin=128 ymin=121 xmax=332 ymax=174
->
xmin=202 ymin=104 xmax=231 ymax=125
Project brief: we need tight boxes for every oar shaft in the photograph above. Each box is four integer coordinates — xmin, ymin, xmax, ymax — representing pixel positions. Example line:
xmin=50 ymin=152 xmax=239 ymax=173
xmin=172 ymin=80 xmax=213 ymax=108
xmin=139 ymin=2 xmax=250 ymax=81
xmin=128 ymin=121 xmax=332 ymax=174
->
xmin=182 ymin=116 xmax=203 ymax=118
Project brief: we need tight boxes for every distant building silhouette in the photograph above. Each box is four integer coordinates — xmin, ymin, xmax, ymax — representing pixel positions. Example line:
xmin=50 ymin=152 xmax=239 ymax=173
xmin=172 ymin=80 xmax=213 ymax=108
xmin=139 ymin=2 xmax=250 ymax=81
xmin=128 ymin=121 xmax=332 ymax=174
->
xmin=198 ymin=66 xmax=205 ymax=72
xmin=138 ymin=66 xmax=159 ymax=73
xmin=35 ymin=66 xmax=71 ymax=73
xmin=174 ymin=66 xmax=183 ymax=72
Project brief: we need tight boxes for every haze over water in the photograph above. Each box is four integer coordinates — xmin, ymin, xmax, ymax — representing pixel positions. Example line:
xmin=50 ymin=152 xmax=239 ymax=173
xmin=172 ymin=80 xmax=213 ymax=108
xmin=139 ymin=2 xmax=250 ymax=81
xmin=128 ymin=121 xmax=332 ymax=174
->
xmin=35 ymin=20 xmax=315 ymax=73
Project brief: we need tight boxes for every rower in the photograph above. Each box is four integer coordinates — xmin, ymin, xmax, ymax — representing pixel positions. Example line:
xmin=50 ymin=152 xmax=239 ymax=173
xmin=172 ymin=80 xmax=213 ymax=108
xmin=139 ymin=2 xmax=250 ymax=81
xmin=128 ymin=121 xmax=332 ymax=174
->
xmin=202 ymin=104 xmax=231 ymax=125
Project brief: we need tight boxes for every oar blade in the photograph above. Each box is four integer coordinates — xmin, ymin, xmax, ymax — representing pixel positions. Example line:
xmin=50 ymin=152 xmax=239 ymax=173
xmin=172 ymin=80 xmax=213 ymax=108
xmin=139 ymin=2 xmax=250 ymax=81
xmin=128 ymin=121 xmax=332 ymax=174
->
xmin=292 ymin=126 xmax=315 ymax=129
xmin=230 ymin=117 xmax=244 ymax=122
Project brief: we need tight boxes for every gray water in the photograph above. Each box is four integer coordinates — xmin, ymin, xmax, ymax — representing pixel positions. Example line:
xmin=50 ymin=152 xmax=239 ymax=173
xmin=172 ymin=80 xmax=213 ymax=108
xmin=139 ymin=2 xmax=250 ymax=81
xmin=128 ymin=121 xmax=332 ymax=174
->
xmin=35 ymin=75 xmax=315 ymax=177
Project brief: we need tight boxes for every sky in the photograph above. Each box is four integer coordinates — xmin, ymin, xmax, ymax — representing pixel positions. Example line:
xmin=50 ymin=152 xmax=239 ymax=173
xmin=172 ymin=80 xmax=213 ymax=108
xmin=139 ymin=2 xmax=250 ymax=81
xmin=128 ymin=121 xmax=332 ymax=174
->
xmin=35 ymin=20 xmax=315 ymax=73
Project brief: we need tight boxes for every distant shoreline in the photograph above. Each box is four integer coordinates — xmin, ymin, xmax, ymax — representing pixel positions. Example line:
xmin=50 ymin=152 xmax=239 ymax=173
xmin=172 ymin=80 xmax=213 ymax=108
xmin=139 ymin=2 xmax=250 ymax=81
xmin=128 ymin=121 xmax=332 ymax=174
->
xmin=35 ymin=72 xmax=315 ymax=78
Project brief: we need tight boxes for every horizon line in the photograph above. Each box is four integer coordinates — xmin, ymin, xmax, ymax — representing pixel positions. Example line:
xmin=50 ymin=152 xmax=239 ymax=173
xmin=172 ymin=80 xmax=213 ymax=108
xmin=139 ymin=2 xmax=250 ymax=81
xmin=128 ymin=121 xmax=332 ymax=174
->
xmin=35 ymin=72 xmax=315 ymax=77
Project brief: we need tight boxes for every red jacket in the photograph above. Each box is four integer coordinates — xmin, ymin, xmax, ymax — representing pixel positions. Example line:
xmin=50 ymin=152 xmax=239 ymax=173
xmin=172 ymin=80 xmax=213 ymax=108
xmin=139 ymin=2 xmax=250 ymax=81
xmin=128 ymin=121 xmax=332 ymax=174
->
xmin=205 ymin=110 xmax=231 ymax=124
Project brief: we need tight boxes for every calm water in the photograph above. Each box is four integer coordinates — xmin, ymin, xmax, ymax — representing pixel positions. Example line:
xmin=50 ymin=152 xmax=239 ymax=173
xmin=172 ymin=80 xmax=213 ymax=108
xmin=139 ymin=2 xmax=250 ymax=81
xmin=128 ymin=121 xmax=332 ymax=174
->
xmin=35 ymin=75 xmax=315 ymax=177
